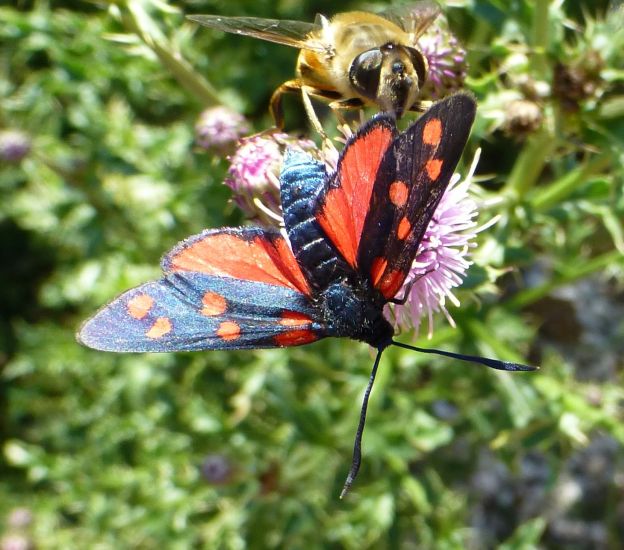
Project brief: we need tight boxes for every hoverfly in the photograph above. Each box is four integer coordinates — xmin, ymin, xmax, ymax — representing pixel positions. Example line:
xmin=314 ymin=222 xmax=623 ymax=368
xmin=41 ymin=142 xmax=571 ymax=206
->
xmin=188 ymin=2 xmax=441 ymax=133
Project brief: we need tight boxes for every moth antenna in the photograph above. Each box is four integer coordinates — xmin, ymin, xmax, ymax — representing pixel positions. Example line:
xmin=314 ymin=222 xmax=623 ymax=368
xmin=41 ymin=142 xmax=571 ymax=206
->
xmin=340 ymin=347 xmax=384 ymax=499
xmin=391 ymin=340 xmax=538 ymax=372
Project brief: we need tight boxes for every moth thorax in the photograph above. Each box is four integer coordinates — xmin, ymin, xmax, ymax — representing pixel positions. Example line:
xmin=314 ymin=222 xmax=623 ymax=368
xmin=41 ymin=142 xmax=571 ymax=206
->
xmin=322 ymin=282 xmax=394 ymax=348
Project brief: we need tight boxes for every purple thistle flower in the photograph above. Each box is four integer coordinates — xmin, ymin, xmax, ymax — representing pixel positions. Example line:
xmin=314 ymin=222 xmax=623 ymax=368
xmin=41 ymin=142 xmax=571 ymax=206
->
xmin=0 ymin=130 xmax=31 ymax=163
xmin=195 ymin=106 xmax=250 ymax=153
xmin=419 ymin=24 xmax=467 ymax=99
xmin=225 ymin=132 xmax=315 ymax=224
xmin=389 ymin=150 xmax=488 ymax=338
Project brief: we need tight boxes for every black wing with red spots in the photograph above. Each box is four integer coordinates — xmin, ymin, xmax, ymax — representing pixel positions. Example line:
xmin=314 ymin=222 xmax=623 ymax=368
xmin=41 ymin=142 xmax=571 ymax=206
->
xmin=77 ymin=227 xmax=326 ymax=352
xmin=314 ymin=118 xmax=397 ymax=272
xmin=357 ymin=93 xmax=476 ymax=299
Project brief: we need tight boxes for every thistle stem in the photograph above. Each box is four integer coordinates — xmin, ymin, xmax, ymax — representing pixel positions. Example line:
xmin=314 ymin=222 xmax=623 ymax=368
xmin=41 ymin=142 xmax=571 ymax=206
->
xmin=505 ymin=128 xmax=555 ymax=201
xmin=120 ymin=0 xmax=221 ymax=106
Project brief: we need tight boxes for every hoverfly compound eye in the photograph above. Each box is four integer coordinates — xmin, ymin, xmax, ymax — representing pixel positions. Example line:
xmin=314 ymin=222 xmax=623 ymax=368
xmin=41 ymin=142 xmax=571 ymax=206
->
xmin=349 ymin=49 xmax=383 ymax=100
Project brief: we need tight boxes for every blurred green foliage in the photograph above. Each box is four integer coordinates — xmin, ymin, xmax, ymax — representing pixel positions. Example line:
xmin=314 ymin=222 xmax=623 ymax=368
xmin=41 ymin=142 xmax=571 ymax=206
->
xmin=1 ymin=0 xmax=624 ymax=548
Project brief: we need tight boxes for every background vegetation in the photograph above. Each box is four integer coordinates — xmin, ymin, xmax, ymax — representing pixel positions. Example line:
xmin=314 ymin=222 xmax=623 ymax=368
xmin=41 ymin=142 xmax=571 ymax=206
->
xmin=1 ymin=0 xmax=623 ymax=547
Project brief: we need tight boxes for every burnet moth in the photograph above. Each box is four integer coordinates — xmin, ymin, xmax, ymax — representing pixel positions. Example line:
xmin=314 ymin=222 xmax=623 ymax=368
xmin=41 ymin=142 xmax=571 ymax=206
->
xmin=78 ymin=93 xmax=536 ymax=497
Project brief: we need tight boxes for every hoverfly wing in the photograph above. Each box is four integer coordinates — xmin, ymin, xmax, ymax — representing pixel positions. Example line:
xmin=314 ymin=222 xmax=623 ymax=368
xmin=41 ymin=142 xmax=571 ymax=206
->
xmin=377 ymin=1 xmax=441 ymax=39
xmin=187 ymin=14 xmax=324 ymax=52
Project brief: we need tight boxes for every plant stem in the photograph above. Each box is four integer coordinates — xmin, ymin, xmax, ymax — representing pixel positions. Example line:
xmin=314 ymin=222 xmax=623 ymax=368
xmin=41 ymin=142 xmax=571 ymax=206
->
xmin=532 ymin=0 xmax=551 ymax=77
xmin=528 ymin=154 xmax=612 ymax=212
xmin=505 ymin=128 xmax=555 ymax=201
xmin=120 ymin=1 xmax=221 ymax=106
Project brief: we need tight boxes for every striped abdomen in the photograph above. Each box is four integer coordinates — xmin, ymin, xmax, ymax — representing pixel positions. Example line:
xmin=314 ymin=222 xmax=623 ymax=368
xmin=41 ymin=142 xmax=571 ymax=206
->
xmin=280 ymin=150 xmax=348 ymax=290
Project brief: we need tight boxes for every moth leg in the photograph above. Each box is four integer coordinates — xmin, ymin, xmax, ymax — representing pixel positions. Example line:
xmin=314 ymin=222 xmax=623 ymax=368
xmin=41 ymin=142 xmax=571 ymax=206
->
xmin=389 ymin=270 xmax=433 ymax=305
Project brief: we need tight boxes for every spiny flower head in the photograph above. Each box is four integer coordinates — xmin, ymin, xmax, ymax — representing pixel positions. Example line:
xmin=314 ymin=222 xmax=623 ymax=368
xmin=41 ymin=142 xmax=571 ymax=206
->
xmin=502 ymin=98 xmax=544 ymax=139
xmin=225 ymin=131 xmax=316 ymax=224
xmin=419 ymin=23 xmax=467 ymax=99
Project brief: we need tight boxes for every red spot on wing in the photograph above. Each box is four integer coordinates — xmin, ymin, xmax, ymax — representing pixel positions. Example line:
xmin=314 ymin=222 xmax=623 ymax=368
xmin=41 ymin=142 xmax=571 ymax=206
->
xmin=217 ymin=321 xmax=241 ymax=341
xmin=317 ymin=124 xmax=393 ymax=267
xmin=426 ymin=158 xmax=443 ymax=181
xmin=168 ymin=232 xmax=310 ymax=296
xmin=371 ymin=258 xmax=407 ymax=298
xmin=201 ymin=292 xmax=227 ymax=316
xmin=423 ymin=118 xmax=442 ymax=146
xmin=378 ymin=270 xmax=406 ymax=299
xmin=397 ymin=217 xmax=411 ymax=240
xmin=370 ymin=257 xmax=388 ymax=286
xmin=146 ymin=317 xmax=172 ymax=339
xmin=127 ymin=294 xmax=154 ymax=320
xmin=275 ymin=329 xmax=318 ymax=347
xmin=279 ymin=311 xmax=313 ymax=327
xmin=389 ymin=181 xmax=409 ymax=207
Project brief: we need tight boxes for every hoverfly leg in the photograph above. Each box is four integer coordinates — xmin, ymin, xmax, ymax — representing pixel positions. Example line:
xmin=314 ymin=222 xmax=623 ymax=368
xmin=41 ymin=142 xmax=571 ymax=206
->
xmin=301 ymin=85 xmax=329 ymax=141
xmin=410 ymin=99 xmax=433 ymax=113
xmin=328 ymin=97 xmax=366 ymax=111
xmin=328 ymin=98 xmax=368 ymax=133
xmin=304 ymin=88 xmax=361 ymax=142
xmin=332 ymin=109 xmax=349 ymax=131
xmin=270 ymin=79 xmax=302 ymax=129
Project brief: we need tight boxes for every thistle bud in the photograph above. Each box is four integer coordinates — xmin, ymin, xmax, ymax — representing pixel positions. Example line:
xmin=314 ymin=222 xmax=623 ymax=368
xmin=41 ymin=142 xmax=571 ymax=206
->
xmin=502 ymin=99 xmax=544 ymax=139
xmin=0 ymin=131 xmax=31 ymax=163
xmin=195 ymin=106 xmax=250 ymax=154
xmin=553 ymin=51 xmax=604 ymax=112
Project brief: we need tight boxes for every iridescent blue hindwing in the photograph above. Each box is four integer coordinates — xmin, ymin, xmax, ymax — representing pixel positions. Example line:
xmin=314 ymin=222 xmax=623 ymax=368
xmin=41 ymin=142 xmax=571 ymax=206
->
xmin=77 ymin=272 xmax=325 ymax=352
